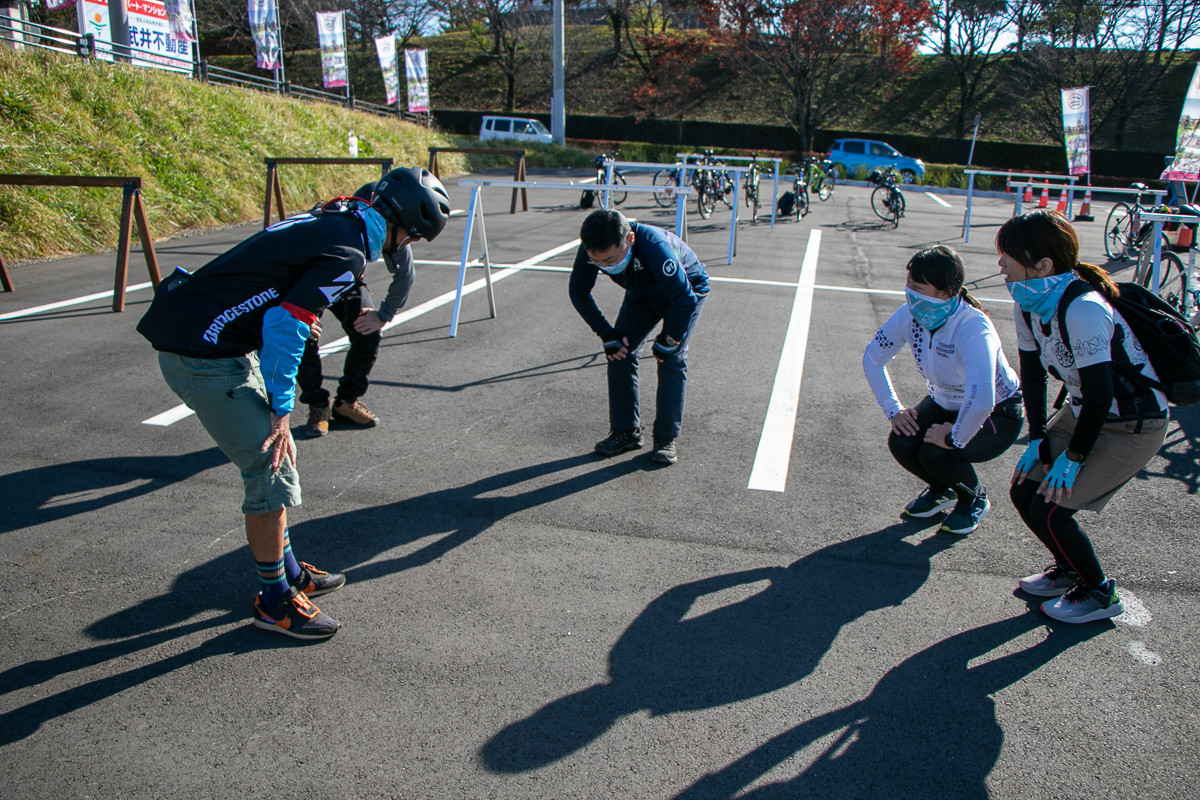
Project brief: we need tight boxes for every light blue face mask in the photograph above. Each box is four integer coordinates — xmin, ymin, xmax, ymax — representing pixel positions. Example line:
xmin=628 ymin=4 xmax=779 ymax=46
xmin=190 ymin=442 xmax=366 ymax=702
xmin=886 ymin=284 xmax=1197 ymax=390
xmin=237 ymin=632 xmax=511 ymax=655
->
xmin=594 ymin=244 xmax=633 ymax=276
xmin=1005 ymin=272 xmax=1075 ymax=323
xmin=905 ymin=286 xmax=961 ymax=331
xmin=352 ymin=203 xmax=388 ymax=262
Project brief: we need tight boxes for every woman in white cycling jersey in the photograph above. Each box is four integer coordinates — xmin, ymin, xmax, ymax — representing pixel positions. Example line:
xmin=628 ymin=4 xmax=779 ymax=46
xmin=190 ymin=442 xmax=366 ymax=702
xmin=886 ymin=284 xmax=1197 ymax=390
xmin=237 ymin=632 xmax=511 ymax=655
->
xmin=1000 ymin=210 xmax=1168 ymax=624
xmin=863 ymin=245 xmax=1023 ymax=534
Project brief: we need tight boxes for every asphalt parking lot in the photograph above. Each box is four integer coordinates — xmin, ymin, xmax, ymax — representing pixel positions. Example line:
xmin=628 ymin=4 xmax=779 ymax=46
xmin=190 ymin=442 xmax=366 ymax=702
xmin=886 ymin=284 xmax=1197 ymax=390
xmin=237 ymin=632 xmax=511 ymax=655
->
xmin=1 ymin=168 xmax=1197 ymax=799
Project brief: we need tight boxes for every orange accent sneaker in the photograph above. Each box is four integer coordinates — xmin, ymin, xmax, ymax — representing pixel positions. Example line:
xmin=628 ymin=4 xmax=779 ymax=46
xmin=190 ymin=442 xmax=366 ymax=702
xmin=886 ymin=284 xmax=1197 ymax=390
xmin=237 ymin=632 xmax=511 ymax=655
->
xmin=333 ymin=398 xmax=379 ymax=427
xmin=253 ymin=587 xmax=339 ymax=640
xmin=293 ymin=562 xmax=346 ymax=598
xmin=305 ymin=404 xmax=331 ymax=437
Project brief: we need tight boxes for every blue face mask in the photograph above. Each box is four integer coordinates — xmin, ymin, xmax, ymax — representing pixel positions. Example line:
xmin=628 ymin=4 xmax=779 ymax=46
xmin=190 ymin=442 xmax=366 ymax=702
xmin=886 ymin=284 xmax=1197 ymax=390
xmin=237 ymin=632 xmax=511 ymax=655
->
xmin=1006 ymin=272 xmax=1075 ymax=323
xmin=594 ymin=244 xmax=633 ymax=276
xmin=352 ymin=204 xmax=388 ymax=262
xmin=905 ymin=286 xmax=961 ymax=331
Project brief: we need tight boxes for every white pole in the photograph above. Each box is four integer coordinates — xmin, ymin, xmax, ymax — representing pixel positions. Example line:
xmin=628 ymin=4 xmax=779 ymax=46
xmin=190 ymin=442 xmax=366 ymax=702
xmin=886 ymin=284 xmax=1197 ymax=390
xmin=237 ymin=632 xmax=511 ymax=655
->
xmin=551 ymin=0 xmax=565 ymax=146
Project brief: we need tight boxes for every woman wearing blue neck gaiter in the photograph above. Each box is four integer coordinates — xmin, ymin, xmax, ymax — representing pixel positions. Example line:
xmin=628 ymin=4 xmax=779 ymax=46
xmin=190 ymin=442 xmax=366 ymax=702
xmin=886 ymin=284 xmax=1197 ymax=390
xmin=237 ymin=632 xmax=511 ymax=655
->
xmin=1001 ymin=210 xmax=1168 ymax=624
xmin=863 ymin=245 xmax=1023 ymax=535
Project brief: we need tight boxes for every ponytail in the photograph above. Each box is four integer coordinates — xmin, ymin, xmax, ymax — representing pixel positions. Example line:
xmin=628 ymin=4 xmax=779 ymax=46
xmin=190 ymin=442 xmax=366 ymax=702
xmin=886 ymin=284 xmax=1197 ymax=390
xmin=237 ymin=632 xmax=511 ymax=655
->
xmin=1074 ymin=261 xmax=1119 ymax=302
xmin=959 ymin=286 xmax=983 ymax=311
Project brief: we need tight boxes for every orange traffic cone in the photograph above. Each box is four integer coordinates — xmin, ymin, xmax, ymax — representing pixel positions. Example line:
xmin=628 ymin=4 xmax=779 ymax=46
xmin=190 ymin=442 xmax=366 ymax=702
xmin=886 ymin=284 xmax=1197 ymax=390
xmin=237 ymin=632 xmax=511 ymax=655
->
xmin=1022 ymin=183 xmax=1033 ymax=203
xmin=1074 ymin=188 xmax=1094 ymax=222
xmin=1006 ymin=169 xmax=1012 ymax=193
xmin=1055 ymin=189 xmax=1067 ymax=214
xmin=1038 ymin=185 xmax=1050 ymax=208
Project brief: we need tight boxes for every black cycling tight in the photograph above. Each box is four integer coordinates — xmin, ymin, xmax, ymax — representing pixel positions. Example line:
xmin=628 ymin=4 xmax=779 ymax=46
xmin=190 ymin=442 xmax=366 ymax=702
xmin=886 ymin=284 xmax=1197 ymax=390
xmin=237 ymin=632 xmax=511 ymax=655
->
xmin=1010 ymin=478 xmax=1105 ymax=587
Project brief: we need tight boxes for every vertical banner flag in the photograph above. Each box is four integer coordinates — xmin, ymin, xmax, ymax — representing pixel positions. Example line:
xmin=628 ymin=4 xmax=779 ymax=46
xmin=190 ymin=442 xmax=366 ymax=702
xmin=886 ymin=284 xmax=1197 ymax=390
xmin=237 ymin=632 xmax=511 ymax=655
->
xmin=247 ymin=0 xmax=281 ymax=70
xmin=1061 ymin=87 xmax=1090 ymax=176
xmin=46 ymin=0 xmax=77 ymax=11
xmin=77 ymin=0 xmax=114 ymax=60
xmin=126 ymin=0 xmax=194 ymax=71
xmin=375 ymin=34 xmax=399 ymax=106
xmin=404 ymin=48 xmax=429 ymax=113
xmin=316 ymin=11 xmax=348 ymax=89
xmin=1162 ymin=64 xmax=1200 ymax=183
xmin=162 ymin=0 xmax=195 ymax=42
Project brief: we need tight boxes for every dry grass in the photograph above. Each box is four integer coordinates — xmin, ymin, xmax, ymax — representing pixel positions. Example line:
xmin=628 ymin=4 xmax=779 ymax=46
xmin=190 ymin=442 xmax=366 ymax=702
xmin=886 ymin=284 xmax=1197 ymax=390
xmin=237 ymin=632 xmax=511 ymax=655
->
xmin=0 ymin=47 xmax=466 ymax=261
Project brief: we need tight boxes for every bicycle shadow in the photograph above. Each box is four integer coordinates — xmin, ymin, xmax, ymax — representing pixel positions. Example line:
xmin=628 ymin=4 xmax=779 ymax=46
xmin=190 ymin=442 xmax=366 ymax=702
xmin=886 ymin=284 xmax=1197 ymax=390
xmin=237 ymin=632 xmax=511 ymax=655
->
xmin=479 ymin=520 xmax=956 ymax=773
xmin=673 ymin=610 xmax=1105 ymax=799
xmin=0 ymin=447 xmax=229 ymax=535
xmin=1142 ymin=406 xmax=1200 ymax=494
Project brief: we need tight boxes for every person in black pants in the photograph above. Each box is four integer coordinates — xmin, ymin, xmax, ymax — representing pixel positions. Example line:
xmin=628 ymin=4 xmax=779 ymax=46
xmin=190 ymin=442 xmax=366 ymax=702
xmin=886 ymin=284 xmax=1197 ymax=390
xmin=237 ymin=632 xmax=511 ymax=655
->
xmin=299 ymin=170 xmax=447 ymax=436
xmin=863 ymin=246 xmax=1024 ymax=534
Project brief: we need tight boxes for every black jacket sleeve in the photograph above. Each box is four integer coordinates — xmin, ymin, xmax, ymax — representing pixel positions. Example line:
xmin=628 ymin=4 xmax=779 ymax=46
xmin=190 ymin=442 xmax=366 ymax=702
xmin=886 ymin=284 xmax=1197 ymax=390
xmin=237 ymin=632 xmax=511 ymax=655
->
xmin=1069 ymin=362 xmax=1115 ymax=458
xmin=1019 ymin=348 xmax=1049 ymax=439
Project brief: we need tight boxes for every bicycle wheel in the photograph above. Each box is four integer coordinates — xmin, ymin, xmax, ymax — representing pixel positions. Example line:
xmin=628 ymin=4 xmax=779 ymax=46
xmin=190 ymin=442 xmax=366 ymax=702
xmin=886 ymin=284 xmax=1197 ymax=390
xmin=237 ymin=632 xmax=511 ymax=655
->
xmin=610 ymin=172 xmax=628 ymax=206
xmin=1104 ymin=202 xmax=1133 ymax=261
xmin=1134 ymin=231 xmax=1173 ymax=285
xmin=717 ymin=172 xmax=735 ymax=208
xmin=817 ymin=174 xmax=832 ymax=201
xmin=871 ymin=187 xmax=891 ymax=221
xmin=796 ymin=187 xmax=809 ymax=219
xmin=697 ymin=181 xmax=715 ymax=219
xmin=892 ymin=190 xmax=906 ymax=223
xmin=1143 ymin=251 xmax=1187 ymax=310
xmin=652 ymin=169 xmax=678 ymax=207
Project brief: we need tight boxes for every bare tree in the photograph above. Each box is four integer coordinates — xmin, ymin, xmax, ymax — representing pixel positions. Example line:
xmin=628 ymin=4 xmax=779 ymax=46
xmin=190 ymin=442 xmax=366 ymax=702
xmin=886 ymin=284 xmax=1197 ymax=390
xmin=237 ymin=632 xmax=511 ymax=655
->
xmin=923 ymin=0 xmax=1013 ymax=138
xmin=703 ymin=0 xmax=929 ymax=151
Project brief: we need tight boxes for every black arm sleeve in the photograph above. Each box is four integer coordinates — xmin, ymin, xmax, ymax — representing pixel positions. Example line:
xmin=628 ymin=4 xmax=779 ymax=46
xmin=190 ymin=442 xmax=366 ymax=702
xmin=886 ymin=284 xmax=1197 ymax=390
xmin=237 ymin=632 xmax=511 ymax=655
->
xmin=1069 ymin=361 xmax=1114 ymax=458
xmin=1019 ymin=348 xmax=1049 ymax=439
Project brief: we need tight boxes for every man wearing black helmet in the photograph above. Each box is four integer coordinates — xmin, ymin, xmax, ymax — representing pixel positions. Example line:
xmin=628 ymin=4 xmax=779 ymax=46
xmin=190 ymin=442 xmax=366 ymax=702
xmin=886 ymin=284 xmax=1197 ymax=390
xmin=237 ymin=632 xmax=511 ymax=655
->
xmin=136 ymin=167 xmax=450 ymax=641
xmin=298 ymin=169 xmax=450 ymax=436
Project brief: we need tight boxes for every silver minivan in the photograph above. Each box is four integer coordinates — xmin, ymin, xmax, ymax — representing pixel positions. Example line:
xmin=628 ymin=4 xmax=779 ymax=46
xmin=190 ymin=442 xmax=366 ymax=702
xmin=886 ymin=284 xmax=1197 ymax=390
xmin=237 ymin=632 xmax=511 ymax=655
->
xmin=478 ymin=116 xmax=553 ymax=145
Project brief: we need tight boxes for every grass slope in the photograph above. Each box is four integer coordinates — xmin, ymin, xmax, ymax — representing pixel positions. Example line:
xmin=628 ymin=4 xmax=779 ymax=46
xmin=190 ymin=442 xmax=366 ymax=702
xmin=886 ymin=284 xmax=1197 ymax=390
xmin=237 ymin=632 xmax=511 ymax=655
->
xmin=0 ymin=47 xmax=466 ymax=261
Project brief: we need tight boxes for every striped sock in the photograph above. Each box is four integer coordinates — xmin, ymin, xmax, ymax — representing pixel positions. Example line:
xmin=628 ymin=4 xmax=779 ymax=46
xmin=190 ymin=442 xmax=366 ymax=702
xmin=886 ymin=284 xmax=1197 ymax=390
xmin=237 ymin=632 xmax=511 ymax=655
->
xmin=282 ymin=530 xmax=302 ymax=583
xmin=256 ymin=556 xmax=289 ymax=607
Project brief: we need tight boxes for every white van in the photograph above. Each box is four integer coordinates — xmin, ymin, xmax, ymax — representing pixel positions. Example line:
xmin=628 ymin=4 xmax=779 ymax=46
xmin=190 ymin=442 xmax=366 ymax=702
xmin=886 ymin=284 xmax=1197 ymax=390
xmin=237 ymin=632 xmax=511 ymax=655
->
xmin=478 ymin=116 xmax=553 ymax=145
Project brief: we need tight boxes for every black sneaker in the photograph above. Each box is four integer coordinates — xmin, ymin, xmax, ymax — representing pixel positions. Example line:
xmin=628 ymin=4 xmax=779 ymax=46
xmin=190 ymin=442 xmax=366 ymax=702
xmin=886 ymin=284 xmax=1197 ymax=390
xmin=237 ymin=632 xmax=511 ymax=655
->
xmin=253 ymin=586 xmax=340 ymax=640
xmin=651 ymin=438 xmax=677 ymax=465
xmin=901 ymin=486 xmax=956 ymax=519
xmin=595 ymin=428 xmax=643 ymax=457
xmin=292 ymin=562 xmax=346 ymax=598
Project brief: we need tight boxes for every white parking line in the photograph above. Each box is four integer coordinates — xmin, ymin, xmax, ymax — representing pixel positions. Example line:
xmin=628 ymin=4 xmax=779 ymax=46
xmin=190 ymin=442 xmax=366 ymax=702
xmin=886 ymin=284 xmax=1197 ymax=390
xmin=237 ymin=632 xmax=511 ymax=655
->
xmin=141 ymin=239 xmax=580 ymax=426
xmin=747 ymin=229 xmax=821 ymax=492
xmin=925 ymin=192 xmax=952 ymax=208
xmin=0 ymin=282 xmax=156 ymax=322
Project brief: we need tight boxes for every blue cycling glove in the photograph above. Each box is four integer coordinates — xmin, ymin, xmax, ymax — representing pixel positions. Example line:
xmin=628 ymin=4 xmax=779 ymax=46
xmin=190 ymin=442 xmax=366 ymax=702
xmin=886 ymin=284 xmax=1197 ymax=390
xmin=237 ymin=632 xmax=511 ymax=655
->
xmin=1043 ymin=452 xmax=1081 ymax=491
xmin=1015 ymin=439 xmax=1043 ymax=474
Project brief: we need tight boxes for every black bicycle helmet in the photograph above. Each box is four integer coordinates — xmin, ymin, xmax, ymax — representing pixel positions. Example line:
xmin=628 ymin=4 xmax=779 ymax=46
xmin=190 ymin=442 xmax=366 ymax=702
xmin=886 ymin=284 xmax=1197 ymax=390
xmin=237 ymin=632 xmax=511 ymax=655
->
xmin=372 ymin=167 xmax=451 ymax=241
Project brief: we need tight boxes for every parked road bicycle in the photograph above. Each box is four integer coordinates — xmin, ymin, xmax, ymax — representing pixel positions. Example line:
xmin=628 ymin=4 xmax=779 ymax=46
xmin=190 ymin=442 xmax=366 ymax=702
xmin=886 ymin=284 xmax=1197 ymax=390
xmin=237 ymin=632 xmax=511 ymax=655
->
xmin=1104 ymin=183 xmax=1162 ymax=261
xmin=743 ymin=154 xmax=762 ymax=221
xmin=778 ymin=162 xmax=811 ymax=221
xmin=807 ymin=155 xmax=835 ymax=201
xmin=868 ymin=167 xmax=905 ymax=226
xmin=1130 ymin=213 xmax=1194 ymax=317
xmin=581 ymin=150 xmax=627 ymax=208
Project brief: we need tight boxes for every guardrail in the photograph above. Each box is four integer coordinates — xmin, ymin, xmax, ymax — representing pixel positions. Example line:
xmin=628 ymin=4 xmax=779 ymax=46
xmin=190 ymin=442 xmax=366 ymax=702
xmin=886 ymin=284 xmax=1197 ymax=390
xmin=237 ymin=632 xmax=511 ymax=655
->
xmin=0 ymin=174 xmax=161 ymax=311
xmin=1 ymin=17 xmax=430 ymax=125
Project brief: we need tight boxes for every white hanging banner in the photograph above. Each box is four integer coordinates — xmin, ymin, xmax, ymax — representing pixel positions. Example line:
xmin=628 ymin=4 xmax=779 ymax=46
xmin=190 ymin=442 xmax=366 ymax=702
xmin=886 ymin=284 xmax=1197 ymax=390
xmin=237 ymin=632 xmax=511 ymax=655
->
xmin=46 ymin=0 xmax=77 ymax=11
xmin=1162 ymin=65 xmax=1200 ymax=183
xmin=126 ymin=0 xmax=193 ymax=71
xmin=404 ymin=48 xmax=429 ymax=113
xmin=161 ymin=0 xmax=195 ymax=42
xmin=375 ymin=34 xmax=399 ymax=106
xmin=77 ymin=0 xmax=113 ymax=61
xmin=247 ymin=0 xmax=281 ymax=70
xmin=1060 ymin=87 xmax=1090 ymax=176
xmin=316 ymin=10 xmax=348 ymax=89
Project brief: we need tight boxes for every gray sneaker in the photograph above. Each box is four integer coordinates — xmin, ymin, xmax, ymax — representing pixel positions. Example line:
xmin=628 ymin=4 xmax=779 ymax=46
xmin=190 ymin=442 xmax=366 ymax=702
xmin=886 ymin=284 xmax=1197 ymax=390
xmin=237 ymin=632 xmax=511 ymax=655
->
xmin=1019 ymin=564 xmax=1079 ymax=597
xmin=651 ymin=438 xmax=677 ymax=466
xmin=1041 ymin=579 xmax=1124 ymax=623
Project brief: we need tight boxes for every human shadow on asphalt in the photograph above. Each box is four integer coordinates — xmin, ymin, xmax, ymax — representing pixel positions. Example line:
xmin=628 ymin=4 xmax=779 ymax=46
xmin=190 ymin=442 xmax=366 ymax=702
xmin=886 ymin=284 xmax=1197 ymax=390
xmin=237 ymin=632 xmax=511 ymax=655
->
xmin=673 ymin=612 xmax=1105 ymax=800
xmin=825 ymin=220 xmax=897 ymax=233
xmin=362 ymin=352 xmax=603 ymax=393
xmin=0 ymin=447 xmax=229 ymax=535
xmin=1141 ymin=405 xmax=1200 ymax=495
xmin=479 ymin=520 xmax=957 ymax=773
xmin=0 ymin=617 xmax=300 ymax=746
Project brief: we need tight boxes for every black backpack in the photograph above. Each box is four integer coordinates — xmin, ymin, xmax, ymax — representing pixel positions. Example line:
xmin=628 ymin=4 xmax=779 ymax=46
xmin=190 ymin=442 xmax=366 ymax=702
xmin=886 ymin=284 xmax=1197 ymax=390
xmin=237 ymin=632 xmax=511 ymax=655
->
xmin=777 ymin=191 xmax=795 ymax=217
xmin=1025 ymin=280 xmax=1200 ymax=406
xmin=580 ymin=190 xmax=595 ymax=209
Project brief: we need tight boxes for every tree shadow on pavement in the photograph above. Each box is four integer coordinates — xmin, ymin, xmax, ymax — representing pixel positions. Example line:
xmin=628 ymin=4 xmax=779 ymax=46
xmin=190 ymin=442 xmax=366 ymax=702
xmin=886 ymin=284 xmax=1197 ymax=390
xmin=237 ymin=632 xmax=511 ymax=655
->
xmin=673 ymin=611 xmax=1105 ymax=800
xmin=0 ymin=447 xmax=228 ymax=535
xmin=479 ymin=520 xmax=956 ymax=773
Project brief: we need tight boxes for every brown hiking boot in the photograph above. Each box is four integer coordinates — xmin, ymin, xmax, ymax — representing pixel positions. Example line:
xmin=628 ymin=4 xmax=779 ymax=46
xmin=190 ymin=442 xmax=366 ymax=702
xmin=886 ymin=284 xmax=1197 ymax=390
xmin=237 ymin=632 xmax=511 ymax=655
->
xmin=333 ymin=398 xmax=379 ymax=427
xmin=304 ymin=404 xmax=331 ymax=437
